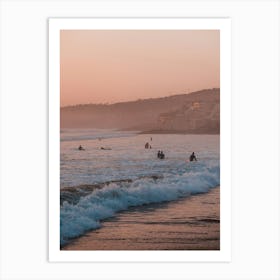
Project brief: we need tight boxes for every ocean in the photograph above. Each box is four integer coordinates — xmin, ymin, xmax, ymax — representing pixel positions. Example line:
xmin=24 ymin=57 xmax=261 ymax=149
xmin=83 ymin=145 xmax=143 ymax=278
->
xmin=60 ymin=129 xmax=220 ymax=248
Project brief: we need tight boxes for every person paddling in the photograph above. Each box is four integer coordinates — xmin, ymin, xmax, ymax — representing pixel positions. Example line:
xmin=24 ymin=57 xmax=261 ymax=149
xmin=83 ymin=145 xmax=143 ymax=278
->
xmin=78 ymin=145 xmax=85 ymax=151
xmin=189 ymin=152 xmax=197 ymax=162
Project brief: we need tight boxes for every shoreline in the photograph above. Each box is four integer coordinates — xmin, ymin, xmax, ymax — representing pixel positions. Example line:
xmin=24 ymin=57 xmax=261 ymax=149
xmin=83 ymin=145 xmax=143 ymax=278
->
xmin=62 ymin=186 xmax=220 ymax=251
xmin=60 ymin=128 xmax=219 ymax=135
xmin=138 ymin=129 xmax=219 ymax=135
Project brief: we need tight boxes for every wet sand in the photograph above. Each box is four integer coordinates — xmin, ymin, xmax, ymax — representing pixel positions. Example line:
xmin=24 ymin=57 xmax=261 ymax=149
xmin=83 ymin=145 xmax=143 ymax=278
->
xmin=63 ymin=187 xmax=220 ymax=250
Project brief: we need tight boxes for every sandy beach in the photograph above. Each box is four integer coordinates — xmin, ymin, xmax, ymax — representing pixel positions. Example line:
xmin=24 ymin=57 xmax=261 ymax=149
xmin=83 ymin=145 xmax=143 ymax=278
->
xmin=63 ymin=186 xmax=220 ymax=250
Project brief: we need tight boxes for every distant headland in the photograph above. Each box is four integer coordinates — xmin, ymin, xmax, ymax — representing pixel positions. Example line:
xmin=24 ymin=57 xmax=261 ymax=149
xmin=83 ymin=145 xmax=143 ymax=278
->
xmin=61 ymin=88 xmax=220 ymax=134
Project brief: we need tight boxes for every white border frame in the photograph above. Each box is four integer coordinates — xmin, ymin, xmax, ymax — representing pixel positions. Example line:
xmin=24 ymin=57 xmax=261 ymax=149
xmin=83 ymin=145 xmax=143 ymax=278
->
xmin=49 ymin=18 xmax=231 ymax=262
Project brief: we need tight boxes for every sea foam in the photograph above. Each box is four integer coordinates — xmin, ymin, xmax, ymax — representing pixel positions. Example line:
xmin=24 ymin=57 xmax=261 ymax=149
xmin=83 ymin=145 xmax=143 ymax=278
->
xmin=60 ymin=162 xmax=219 ymax=245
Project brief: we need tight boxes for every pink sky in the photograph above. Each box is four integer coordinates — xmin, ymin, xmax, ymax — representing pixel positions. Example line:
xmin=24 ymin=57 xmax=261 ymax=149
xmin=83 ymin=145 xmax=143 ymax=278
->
xmin=60 ymin=30 xmax=219 ymax=106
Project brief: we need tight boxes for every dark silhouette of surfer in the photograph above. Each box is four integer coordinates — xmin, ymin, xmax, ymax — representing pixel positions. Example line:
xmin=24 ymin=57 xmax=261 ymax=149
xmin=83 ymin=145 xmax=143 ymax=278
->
xmin=157 ymin=150 xmax=165 ymax=159
xmin=101 ymin=147 xmax=112 ymax=150
xmin=189 ymin=152 xmax=197 ymax=161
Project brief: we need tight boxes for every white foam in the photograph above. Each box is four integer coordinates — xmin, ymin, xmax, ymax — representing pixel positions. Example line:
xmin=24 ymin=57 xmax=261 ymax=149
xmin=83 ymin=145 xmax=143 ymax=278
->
xmin=60 ymin=162 xmax=219 ymax=245
xmin=60 ymin=132 xmax=220 ymax=245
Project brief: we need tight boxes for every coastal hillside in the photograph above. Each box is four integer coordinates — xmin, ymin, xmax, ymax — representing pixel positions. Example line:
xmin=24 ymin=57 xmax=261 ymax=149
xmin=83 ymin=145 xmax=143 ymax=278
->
xmin=61 ymin=88 xmax=220 ymax=134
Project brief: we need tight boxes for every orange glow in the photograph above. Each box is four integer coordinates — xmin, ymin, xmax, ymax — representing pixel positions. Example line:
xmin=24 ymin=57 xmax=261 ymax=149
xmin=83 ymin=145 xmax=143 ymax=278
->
xmin=60 ymin=30 xmax=219 ymax=106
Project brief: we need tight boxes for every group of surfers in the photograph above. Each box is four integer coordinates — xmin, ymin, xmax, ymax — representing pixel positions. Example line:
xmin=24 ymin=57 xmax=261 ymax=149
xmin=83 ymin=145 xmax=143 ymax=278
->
xmin=78 ymin=144 xmax=197 ymax=162
xmin=157 ymin=150 xmax=165 ymax=159
xmin=157 ymin=150 xmax=197 ymax=161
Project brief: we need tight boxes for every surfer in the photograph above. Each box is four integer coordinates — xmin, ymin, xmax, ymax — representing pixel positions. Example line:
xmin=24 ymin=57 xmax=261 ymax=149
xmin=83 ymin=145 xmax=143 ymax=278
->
xmin=157 ymin=150 xmax=161 ymax=158
xmin=78 ymin=145 xmax=85 ymax=151
xmin=158 ymin=151 xmax=165 ymax=159
xmin=189 ymin=152 xmax=197 ymax=162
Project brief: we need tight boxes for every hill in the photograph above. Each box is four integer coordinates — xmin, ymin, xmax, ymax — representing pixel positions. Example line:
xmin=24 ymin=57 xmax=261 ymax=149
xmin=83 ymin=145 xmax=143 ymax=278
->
xmin=60 ymin=88 xmax=220 ymax=134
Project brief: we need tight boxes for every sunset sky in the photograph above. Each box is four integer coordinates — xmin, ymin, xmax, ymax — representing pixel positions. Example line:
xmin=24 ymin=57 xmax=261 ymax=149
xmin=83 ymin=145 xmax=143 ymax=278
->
xmin=60 ymin=30 xmax=219 ymax=107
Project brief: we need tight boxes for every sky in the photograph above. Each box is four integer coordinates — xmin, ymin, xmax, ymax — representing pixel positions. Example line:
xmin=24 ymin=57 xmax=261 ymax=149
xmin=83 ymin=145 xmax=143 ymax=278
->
xmin=60 ymin=30 xmax=220 ymax=107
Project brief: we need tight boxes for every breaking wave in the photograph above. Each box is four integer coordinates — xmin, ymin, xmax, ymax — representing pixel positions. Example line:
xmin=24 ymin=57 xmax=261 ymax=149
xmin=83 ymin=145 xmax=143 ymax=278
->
xmin=60 ymin=162 xmax=219 ymax=246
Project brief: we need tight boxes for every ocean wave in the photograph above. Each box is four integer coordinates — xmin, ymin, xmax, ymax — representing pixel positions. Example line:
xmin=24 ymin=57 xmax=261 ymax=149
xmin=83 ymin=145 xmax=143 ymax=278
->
xmin=60 ymin=162 xmax=219 ymax=245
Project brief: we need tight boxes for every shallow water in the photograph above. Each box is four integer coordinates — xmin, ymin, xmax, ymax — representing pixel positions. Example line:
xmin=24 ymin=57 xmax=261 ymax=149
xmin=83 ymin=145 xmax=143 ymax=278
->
xmin=63 ymin=187 xmax=220 ymax=250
